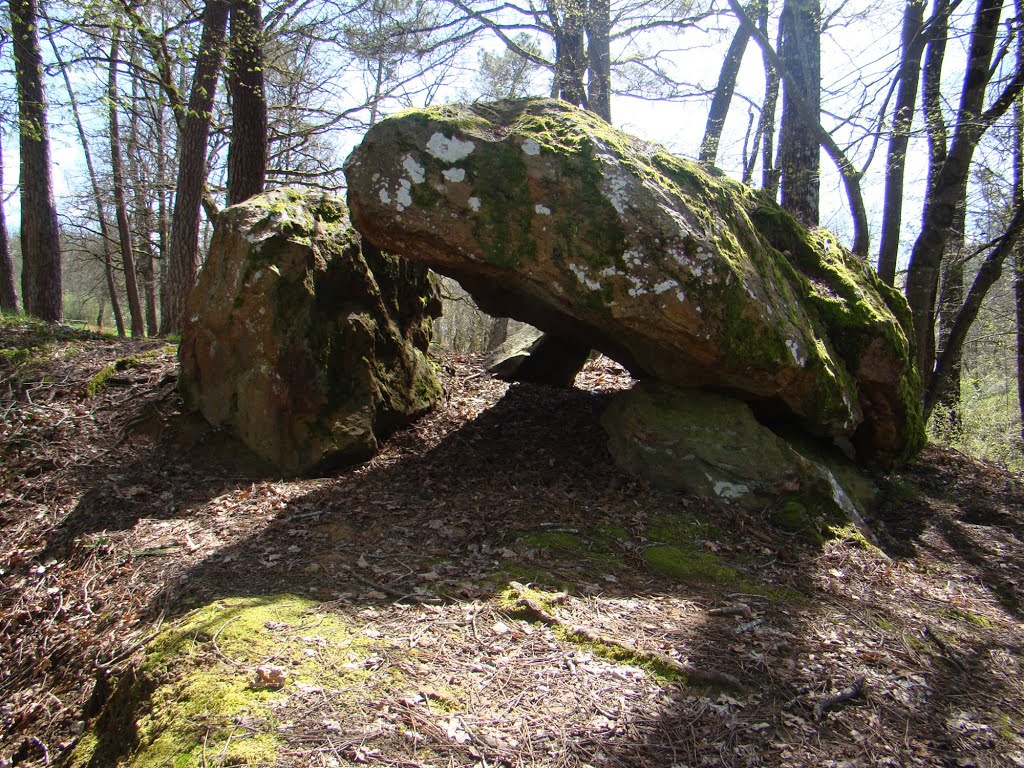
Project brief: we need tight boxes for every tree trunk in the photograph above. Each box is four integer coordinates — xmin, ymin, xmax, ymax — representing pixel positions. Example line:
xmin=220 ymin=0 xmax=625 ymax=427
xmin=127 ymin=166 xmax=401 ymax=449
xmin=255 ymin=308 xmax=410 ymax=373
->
xmin=160 ymin=0 xmax=230 ymax=336
xmin=109 ymin=31 xmax=146 ymax=337
xmin=905 ymin=0 xmax=1009 ymax=386
xmin=777 ymin=0 xmax=820 ymax=228
xmin=0 ymin=130 xmax=18 ymax=312
xmin=585 ymin=0 xmax=611 ymax=121
xmin=128 ymin=50 xmax=160 ymax=336
xmin=700 ymin=4 xmax=754 ymax=165
xmin=935 ymin=200 xmax=966 ymax=427
xmin=10 ymin=0 xmax=63 ymax=321
xmin=553 ymin=0 xmax=587 ymax=108
xmin=759 ymin=4 xmax=781 ymax=196
xmin=877 ymin=0 xmax=927 ymax=285
xmin=227 ymin=0 xmax=268 ymax=205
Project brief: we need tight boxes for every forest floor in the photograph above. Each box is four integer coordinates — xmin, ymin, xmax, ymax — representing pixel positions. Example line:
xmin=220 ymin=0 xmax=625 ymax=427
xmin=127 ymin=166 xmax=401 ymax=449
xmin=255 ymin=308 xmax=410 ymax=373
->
xmin=2 ymin=315 xmax=1024 ymax=768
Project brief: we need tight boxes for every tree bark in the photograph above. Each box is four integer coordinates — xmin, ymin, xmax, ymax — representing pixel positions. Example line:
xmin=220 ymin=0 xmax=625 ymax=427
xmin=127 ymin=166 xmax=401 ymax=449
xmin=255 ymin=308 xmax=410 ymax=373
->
xmin=10 ymin=0 xmax=63 ymax=321
xmin=227 ymin=0 xmax=268 ymax=205
xmin=109 ymin=30 xmax=146 ymax=337
xmin=553 ymin=0 xmax=587 ymax=108
xmin=160 ymin=0 xmax=230 ymax=336
xmin=0 ymin=130 xmax=18 ymax=312
xmin=777 ymin=0 xmax=820 ymax=229
xmin=877 ymin=0 xmax=927 ymax=285
xmin=585 ymin=0 xmax=611 ymax=121
xmin=905 ymin=0 xmax=1019 ymax=385
xmin=700 ymin=4 xmax=754 ymax=165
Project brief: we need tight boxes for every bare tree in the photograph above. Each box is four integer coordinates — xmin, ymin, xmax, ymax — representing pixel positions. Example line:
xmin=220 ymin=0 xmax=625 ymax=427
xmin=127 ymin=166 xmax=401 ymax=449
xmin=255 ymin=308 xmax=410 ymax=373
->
xmin=876 ymin=0 xmax=927 ymax=285
xmin=160 ymin=0 xmax=230 ymax=335
xmin=106 ymin=30 xmax=146 ymax=337
xmin=699 ymin=1 xmax=756 ymax=165
xmin=904 ymin=0 xmax=1024 ymax=385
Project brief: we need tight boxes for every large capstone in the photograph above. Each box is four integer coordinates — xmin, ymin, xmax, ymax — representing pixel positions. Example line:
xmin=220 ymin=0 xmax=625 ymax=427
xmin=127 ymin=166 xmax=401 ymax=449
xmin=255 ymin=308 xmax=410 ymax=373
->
xmin=178 ymin=188 xmax=441 ymax=475
xmin=345 ymin=98 xmax=923 ymax=468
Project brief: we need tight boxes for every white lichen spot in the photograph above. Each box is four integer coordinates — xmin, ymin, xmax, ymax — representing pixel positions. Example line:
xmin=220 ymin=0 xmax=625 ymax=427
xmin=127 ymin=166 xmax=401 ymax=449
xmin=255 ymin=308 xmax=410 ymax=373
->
xmin=396 ymin=179 xmax=412 ymax=211
xmin=653 ymin=279 xmax=676 ymax=294
xmin=402 ymin=154 xmax=426 ymax=184
xmin=786 ymin=339 xmax=807 ymax=366
xmin=603 ymin=172 xmax=630 ymax=215
xmin=677 ymin=290 xmax=687 ymax=303
xmin=521 ymin=138 xmax=541 ymax=156
xmin=468 ymin=197 xmax=481 ymax=212
xmin=378 ymin=187 xmax=392 ymax=205
xmin=599 ymin=266 xmax=619 ymax=278
xmin=569 ymin=263 xmax=602 ymax=291
xmin=713 ymin=481 xmax=750 ymax=500
xmin=623 ymin=249 xmax=644 ymax=269
xmin=535 ymin=204 xmax=551 ymax=215
xmin=442 ymin=167 xmax=466 ymax=183
xmin=371 ymin=173 xmax=380 ymax=183
xmin=426 ymin=132 xmax=475 ymax=162
xmin=190 ymin=315 xmax=199 ymax=323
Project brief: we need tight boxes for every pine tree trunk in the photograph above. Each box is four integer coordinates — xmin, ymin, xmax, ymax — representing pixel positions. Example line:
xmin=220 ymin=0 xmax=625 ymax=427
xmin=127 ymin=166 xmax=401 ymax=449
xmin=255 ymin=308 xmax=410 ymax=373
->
xmin=227 ymin=0 xmax=267 ymax=205
xmin=877 ymin=0 xmax=927 ymax=285
xmin=777 ymin=0 xmax=820 ymax=228
xmin=160 ymin=0 xmax=230 ymax=336
xmin=0 ymin=130 xmax=18 ymax=312
xmin=109 ymin=31 xmax=146 ymax=337
xmin=10 ymin=0 xmax=63 ymax=321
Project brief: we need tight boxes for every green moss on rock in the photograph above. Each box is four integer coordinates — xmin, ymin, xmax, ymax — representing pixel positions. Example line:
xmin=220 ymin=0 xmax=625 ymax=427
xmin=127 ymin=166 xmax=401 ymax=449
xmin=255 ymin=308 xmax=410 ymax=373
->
xmin=70 ymin=595 xmax=381 ymax=768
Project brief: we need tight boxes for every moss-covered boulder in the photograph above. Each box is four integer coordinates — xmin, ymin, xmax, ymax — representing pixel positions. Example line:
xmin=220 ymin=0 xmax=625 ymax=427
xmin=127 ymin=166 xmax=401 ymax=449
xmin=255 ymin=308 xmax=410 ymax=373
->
xmin=602 ymin=381 xmax=873 ymax=529
xmin=345 ymin=98 xmax=922 ymax=467
xmin=179 ymin=188 xmax=441 ymax=475
xmin=68 ymin=595 xmax=384 ymax=768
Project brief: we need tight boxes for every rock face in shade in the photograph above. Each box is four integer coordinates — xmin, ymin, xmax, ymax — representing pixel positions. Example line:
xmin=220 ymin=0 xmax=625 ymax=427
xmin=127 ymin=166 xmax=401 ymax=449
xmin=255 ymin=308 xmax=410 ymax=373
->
xmin=178 ymin=188 xmax=441 ymax=475
xmin=485 ymin=325 xmax=591 ymax=386
xmin=602 ymin=381 xmax=874 ymax=526
xmin=344 ymin=98 xmax=923 ymax=469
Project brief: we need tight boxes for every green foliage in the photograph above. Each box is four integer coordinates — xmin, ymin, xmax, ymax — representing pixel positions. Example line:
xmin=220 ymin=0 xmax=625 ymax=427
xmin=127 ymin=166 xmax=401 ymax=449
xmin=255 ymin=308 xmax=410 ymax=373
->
xmin=928 ymin=373 xmax=1023 ymax=474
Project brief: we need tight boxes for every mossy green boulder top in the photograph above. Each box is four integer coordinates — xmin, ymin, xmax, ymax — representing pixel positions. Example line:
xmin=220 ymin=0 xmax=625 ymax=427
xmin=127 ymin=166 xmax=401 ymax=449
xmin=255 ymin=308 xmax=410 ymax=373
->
xmin=178 ymin=188 xmax=441 ymax=475
xmin=345 ymin=98 xmax=922 ymax=467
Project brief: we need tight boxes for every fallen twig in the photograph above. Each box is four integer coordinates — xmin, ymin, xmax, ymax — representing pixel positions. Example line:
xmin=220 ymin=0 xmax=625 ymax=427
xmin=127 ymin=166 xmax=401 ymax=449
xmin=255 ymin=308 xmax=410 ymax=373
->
xmin=814 ymin=675 xmax=865 ymax=720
